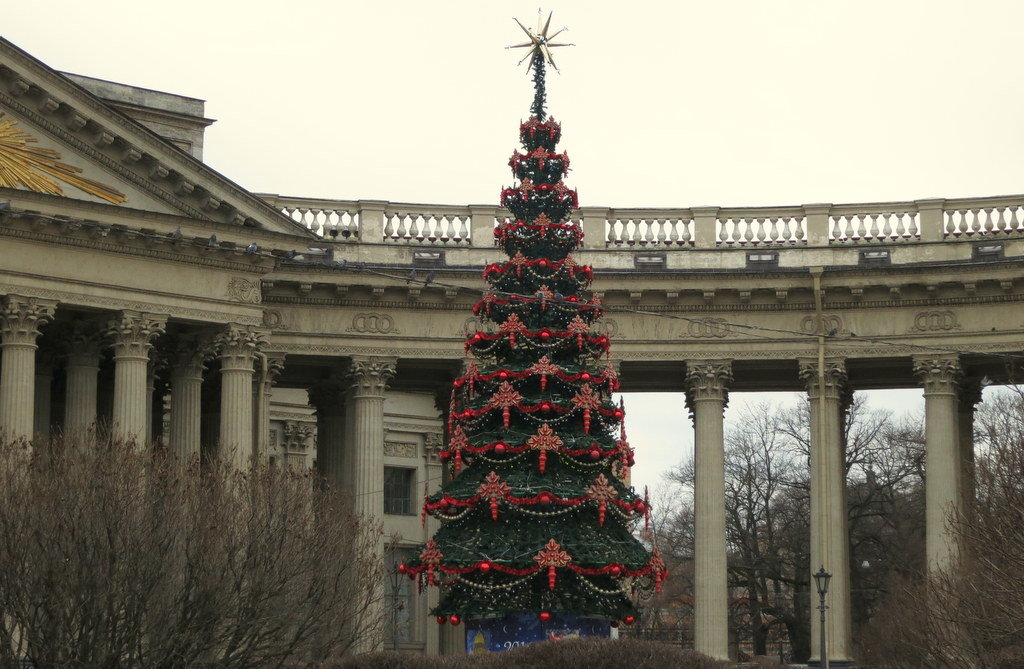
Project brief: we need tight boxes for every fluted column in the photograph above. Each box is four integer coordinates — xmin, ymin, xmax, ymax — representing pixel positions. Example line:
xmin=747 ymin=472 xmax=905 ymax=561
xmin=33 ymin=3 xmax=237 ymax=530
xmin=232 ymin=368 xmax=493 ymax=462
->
xmin=347 ymin=356 xmax=396 ymax=654
xmin=33 ymin=349 xmax=56 ymax=439
xmin=0 ymin=295 xmax=57 ymax=441
xmin=168 ymin=335 xmax=215 ymax=461
xmin=957 ymin=379 xmax=982 ymax=513
xmin=799 ymin=358 xmax=852 ymax=666
xmin=63 ymin=324 xmax=103 ymax=435
xmin=216 ymin=324 xmax=267 ymax=468
xmin=684 ymin=360 xmax=732 ymax=662
xmin=310 ymin=378 xmax=346 ymax=489
xmin=105 ymin=311 xmax=167 ymax=443
xmin=254 ymin=352 xmax=285 ymax=463
xmin=914 ymin=355 xmax=963 ymax=572
xmin=347 ymin=356 xmax=397 ymax=519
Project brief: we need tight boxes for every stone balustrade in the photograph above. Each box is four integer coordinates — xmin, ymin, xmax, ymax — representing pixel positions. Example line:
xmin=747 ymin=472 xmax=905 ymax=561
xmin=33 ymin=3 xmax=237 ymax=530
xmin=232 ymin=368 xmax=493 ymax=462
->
xmin=258 ymin=193 xmax=1024 ymax=251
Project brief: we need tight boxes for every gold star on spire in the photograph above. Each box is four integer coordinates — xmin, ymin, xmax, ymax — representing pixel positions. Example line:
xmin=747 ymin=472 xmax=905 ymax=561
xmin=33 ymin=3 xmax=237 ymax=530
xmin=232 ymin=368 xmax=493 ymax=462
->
xmin=507 ymin=10 xmax=573 ymax=72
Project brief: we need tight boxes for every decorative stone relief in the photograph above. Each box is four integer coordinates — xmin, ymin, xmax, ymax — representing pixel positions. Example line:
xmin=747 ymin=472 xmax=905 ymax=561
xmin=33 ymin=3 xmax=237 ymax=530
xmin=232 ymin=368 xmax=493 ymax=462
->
xmin=798 ymin=358 xmax=848 ymax=400
xmin=597 ymin=318 xmax=619 ymax=338
xmin=913 ymin=355 xmax=962 ymax=394
xmin=347 ymin=312 xmax=399 ymax=334
xmin=424 ymin=433 xmax=444 ymax=458
xmin=283 ymin=420 xmax=314 ymax=450
xmin=262 ymin=309 xmax=285 ymax=329
xmin=226 ymin=277 xmax=261 ymax=304
xmin=462 ymin=316 xmax=483 ymax=335
xmin=685 ymin=317 xmax=729 ymax=339
xmin=384 ymin=441 xmax=417 ymax=458
xmin=910 ymin=310 xmax=960 ymax=332
xmin=0 ymin=295 xmax=57 ymax=345
xmin=800 ymin=314 xmax=844 ymax=335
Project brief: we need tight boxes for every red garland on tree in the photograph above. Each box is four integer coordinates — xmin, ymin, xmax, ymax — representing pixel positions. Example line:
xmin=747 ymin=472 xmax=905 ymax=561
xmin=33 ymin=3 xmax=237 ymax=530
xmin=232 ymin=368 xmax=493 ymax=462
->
xmin=401 ymin=19 xmax=665 ymax=630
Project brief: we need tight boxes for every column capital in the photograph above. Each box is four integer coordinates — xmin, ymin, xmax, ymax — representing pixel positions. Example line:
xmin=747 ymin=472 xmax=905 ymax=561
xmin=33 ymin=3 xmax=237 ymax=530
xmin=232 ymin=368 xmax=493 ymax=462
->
xmin=958 ymin=376 xmax=983 ymax=410
xmin=684 ymin=359 xmax=732 ymax=402
xmin=913 ymin=355 xmax=962 ymax=395
xmin=0 ymin=295 xmax=57 ymax=347
xmin=215 ymin=324 xmax=269 ymax=371
xmin=105 ymin=311 xmax=167 ymax=360
xmin=309 ymin=378 xmax=346 ymax=416
xmin=263 ymin=352 xmax=286 ymax=385
xmin=168 ymin=332 xmax=219 ymax=377
xmin=798 ymin=357 xmax=848 ymax=400
xmin=347 ymin=356 xmax=397 ymax=397
xmin=60 ymin=320 xmax=104 ymax=365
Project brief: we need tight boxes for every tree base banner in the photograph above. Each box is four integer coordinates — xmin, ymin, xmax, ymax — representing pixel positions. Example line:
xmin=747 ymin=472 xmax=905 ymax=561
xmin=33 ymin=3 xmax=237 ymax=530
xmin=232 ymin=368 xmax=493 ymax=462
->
xmin=464 ymin=614 xmax=610 ymax=653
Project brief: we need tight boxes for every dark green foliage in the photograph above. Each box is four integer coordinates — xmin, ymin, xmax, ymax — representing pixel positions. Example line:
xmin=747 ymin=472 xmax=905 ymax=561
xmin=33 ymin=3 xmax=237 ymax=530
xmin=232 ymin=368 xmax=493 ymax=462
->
xmin=403 ymin=71 xmax=660 ymax=626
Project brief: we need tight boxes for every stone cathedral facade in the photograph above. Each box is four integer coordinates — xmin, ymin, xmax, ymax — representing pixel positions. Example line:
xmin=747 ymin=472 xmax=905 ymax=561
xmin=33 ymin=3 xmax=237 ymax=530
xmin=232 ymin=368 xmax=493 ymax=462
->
xmin=2 ymin=37 xmax=1024 ymax=663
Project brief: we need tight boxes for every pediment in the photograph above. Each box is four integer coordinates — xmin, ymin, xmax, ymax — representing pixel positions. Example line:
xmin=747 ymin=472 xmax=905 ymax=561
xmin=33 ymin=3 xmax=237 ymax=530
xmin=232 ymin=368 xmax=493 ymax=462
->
xmin=0 ymin=37 xmax=312 ymax=237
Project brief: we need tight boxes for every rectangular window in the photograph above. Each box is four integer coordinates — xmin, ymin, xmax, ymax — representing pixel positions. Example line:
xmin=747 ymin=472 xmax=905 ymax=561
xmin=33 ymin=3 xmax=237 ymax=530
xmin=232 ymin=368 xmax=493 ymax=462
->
xmin=385 ymin=548 xmax=418 ymax=646
xmin=384 ymin=467 xmax=415 ymax=516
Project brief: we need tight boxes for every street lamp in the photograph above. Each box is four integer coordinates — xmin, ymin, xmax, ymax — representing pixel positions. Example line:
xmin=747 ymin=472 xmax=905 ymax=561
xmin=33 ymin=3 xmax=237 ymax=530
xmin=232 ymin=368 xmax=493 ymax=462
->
xmin=813 ymin=566 xmax=832 ymax=669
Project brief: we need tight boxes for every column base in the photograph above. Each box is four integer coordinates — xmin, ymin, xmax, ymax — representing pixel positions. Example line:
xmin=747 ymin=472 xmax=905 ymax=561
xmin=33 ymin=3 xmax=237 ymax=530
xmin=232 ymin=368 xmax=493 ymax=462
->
xmin=806 ymin=660 xmax=855 ymax=668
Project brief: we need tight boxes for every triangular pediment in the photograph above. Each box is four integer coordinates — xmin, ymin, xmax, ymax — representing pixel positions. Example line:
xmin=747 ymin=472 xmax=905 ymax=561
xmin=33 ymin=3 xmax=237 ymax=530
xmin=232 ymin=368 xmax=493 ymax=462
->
xmin=0 ymin=37 xmax=312 ymax=237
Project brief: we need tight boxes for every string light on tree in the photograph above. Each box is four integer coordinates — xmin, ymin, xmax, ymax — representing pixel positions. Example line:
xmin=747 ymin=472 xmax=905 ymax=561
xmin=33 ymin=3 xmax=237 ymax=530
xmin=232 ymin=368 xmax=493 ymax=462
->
xmin=401 ymin=11 xmax=664 ymax=642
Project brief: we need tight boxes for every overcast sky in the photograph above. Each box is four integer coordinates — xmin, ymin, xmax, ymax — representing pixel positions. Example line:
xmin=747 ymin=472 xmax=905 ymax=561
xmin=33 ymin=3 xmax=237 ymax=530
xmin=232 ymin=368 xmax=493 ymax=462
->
xmin=5 ymin=1 xmax=1019 ymax=495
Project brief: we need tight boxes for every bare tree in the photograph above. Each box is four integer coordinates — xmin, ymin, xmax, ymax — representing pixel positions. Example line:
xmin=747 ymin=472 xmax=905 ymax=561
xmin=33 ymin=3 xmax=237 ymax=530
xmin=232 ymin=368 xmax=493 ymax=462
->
xmin=0 ymin=437 xmax=382 ymax=668
xmin=659 ymin=396 xmax=926 ymax=663
xmin=859 ymin=387 xmax=1024 ymax=668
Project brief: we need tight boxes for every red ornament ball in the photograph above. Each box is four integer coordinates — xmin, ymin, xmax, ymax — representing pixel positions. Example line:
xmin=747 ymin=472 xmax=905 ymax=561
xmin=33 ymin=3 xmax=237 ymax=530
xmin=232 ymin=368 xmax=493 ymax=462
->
xmin=494 ymin=442 xmax=507 ymax=455
xmin=498 ymin=371 xmax=508 ymax=379
xmin=439 ymin=451 xmax=449 ymax=462
xmin=613 ymin=409 xmax=624 ymax=419
xmin=540 ymin=331 xmax=551 ymax=340
xmin=580 ymin=372 xmax=591 ymax=381
xmin=539 ymin=491 xmax=552 ymax=505
xmin=610 ymin=565 xmax=622 ymax=577
xmin=479 ymin=561 xmax=492 ymax=574
xmin=539 ymin=259 xmax=549 ymax=268
xmin=471 ymin=333 xmax=481 ymax=342
xmin=589 ymin=448 xmax=601 ymax=460
xmin=438 ymin=498 xmax=450 ymax=509
xmin=398 ymin=563 xmax=407 ymax=574
xmin=568 ymin=295 xmax=578 ymax=302
xmin=436 ymin=616 xmax=447 ymax=625
xmin=539 ymin=612 xmax=552 ymax=623
xmin=449 ymin=615 xmax=461 ymax=626
xmin=454 ymin=378 xmax=464 ymax=387
xmin=624 ymin=616 xmax=635 ymax=626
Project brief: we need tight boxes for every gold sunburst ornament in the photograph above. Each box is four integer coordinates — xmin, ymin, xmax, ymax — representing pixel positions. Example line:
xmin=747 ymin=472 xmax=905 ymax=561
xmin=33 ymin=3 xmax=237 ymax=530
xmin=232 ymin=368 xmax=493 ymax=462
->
xmin=0 ymin=113 xmax=127 ymax=204
xmin=507 ymin=10 xmax=574 ymax=120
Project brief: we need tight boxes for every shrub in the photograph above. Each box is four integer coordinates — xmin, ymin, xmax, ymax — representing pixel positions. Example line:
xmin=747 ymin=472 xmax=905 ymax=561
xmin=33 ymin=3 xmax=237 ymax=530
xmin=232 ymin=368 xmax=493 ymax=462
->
xmin=0 ymin=437 xmax=381 ymax=667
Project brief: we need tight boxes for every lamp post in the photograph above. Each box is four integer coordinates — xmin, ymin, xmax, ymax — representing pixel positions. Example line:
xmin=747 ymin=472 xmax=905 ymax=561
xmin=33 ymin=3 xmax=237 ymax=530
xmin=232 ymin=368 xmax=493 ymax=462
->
xmin=813 ymin=566 xmax=832 ymax=669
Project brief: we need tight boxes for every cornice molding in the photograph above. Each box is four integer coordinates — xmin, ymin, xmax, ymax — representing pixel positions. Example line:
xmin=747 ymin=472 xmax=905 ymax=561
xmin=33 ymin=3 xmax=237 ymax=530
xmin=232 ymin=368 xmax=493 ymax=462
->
xmin=0 ymin=220 xmax=273 ymax=273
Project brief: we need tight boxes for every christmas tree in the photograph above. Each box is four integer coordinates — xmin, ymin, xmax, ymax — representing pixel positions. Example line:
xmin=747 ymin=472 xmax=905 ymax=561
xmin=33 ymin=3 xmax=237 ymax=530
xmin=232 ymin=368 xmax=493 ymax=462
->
xmin=401 ymin=14 xmax=665 ymax=639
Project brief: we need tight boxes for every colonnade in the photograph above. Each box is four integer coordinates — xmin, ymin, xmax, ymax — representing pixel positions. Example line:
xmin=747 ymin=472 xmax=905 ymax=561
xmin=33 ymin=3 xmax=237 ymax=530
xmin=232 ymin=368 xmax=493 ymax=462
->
xmin=686 ymin=355 xmax=979 ymax=665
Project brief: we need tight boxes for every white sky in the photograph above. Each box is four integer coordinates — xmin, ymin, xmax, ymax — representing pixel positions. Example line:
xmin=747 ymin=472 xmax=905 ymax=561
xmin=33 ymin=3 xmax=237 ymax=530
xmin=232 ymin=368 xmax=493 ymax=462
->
xmin=5 ymin=1 xmax=1021 ymax=495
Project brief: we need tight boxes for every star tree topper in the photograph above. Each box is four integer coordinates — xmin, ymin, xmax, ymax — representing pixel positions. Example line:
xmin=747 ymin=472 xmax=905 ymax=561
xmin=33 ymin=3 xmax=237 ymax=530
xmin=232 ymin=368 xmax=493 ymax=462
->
xmin=507 ymin=10 xmax=574 ymax=120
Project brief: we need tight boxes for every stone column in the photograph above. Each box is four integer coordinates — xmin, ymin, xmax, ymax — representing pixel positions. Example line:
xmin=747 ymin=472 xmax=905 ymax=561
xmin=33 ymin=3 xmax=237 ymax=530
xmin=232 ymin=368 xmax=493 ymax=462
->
xmin=105 ymin=311 xmax=167 ymax=443
xmin=958 ymin=379 xmax=982 ymax=512
xmin=310 ymin=378 xmax=346 ymax=490
xmin=684 ymin=360 xmax=732 ymax=662
xmin=63 ymin=324 xmax=103 ymax=435
xmin=167 ymin=335 xmax=216 ymax=461
xmin=33 ymin=349 xmax=57 ymax=439
xmin=0 ymin=295 xmax=57 ymax=441
xmin=347 ymin=355 xmax=396 ymax=654
xmin=799 ymin=358 xmax=853 ymax=666
xmin=914 ymin=355 xmax=963 ymax=572
xmin=216 ymin=324 xmax=267 ymax=468
xmin=347 ymin=356 xmax=397 ymax=519
xmin=254 ymin=352 xmax=285 ymax=464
